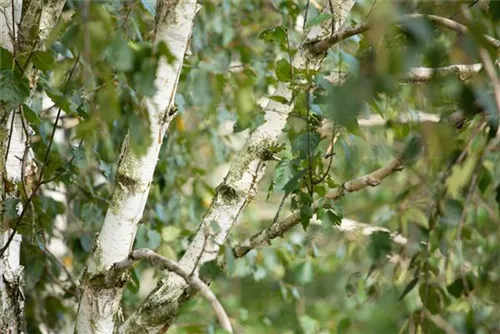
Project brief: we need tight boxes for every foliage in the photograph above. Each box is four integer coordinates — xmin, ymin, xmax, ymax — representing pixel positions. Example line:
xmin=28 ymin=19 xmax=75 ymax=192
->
xmin=2 ymin=0 xmax=500 ymax=333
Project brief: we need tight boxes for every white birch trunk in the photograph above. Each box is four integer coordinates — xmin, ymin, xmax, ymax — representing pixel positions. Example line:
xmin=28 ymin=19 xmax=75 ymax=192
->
xmin=118 ymin=1 xmax=356 ymax=333
xmin=74 ymin=1 xmax=199 ymax=333
xmin=0 ymin=1 xmax=26 ymax=332
xmin=1 ymin=1 xmax=65 ymax=332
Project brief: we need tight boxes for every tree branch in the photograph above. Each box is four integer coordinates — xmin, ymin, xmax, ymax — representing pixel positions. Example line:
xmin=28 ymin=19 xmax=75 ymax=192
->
xmin=310 ymin=13 xmax=500 ymax=55
xmin=326 ymin=62 xmax=496 ymax=86
xmin=233 ymin=157 xmax=404 ymax=258
xmin=310 ymin=23 xmax=370 ymax=54
xmin=119 ymin=1 xmax=358 ymax=332
xmin=111 ymin=249 xmax=233 ymax=333
xmin=407 ymin=14 xmax=500 ymax=49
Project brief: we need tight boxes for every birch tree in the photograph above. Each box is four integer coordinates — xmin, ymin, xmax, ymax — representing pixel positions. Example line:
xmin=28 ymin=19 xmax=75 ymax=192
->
xmin=1 ymin=0 xmax=500 ymax=333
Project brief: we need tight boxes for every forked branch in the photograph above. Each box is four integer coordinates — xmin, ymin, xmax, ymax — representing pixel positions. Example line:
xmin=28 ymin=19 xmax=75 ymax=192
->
xmin=233 ymin=157 xmax=405 ymax=258
xmin=112 ymin=249 xmax=233 ymax=333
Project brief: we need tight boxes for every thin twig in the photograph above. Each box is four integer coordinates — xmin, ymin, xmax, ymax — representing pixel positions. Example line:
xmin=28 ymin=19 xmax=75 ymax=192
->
xmin=0 ymin=56 xmax=80 ymax=257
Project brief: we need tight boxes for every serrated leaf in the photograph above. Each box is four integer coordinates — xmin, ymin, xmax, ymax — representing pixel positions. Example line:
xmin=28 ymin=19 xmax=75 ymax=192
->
xmin=32 ymin=51 xmax=55 ymax=72
xmin=0 ymin=47 xmax=14 ymax=70
xmin=275 ymin=58 xmax=292 ymax=82
xmin=283 ymin=169 xmax=307 ymax=194
xmin=291 ymin=132 xmax=320 ymax=158
xmin=273 ymin=158 xmax=297 ymax=192
xmin=0 ymin=70 xmax=30 ymax=110
xmin=72 ymin=146 xmax=86 ymax=169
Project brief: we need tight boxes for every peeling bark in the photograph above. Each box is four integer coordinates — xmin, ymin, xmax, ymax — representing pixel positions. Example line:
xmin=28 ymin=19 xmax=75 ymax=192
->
xmin=118 ymin=1 xmax=356 ymax=333
xmin=0 ymin=1 xmax=67 ymax=333
xmin=0 ymin=1 xmax=27 ymax=333
xmin=74 ymin=1 xmax=199 ymax=333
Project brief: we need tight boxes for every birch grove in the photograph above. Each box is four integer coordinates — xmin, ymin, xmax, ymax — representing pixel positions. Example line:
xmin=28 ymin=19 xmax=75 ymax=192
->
xmin=1 ymin=0 xmax=500 ymax=333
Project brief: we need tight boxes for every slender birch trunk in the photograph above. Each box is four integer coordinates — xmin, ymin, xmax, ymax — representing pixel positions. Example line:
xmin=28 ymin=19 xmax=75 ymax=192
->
xmin=119 ymin=1 xmax=356 ymax=332
xmin=74 ymin=1 xmax=199 ymax=333
xmin=0 ymin=1 xmax=64 ymax=332
xmin=0 ymin=1 xmax=24 ymax=332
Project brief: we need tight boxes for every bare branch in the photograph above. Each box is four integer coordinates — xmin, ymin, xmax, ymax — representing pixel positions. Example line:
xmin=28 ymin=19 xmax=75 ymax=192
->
xmin=112 ymin=249 xmax=233 ymax=333
xmin=402 ymin=63 xmax=492 ymax=83
xmin=310 ymin=23 xmax=370 ymax=54
xmin=407 ymin=14 xmax=500 ymax=49
xmin=233 ymin=157 xmax=404 ymax=258
xmin=326 ymin=63 xmax=495 ymax=86
xmin=310 ymin=13 xmax=500 ymax=55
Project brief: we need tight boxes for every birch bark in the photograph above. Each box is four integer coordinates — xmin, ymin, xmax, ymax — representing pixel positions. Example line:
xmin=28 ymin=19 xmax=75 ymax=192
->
xmin=74 ymin=1 xmax=199 ymax=333
xmin=119 ymin=1 xmax=356 ymax=333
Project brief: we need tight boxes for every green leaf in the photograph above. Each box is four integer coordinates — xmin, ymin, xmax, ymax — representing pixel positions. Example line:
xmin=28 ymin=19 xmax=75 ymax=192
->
xmin=0 ymin=70 xmax=30 ymax=110
xmin=32 ymin=51 xmax=55 ymax=72
xmin=291 ymin=132 xmax=320 ymax=158
xmin=23 ymin=104 xmax=40 ymax=125
xmin=0 ymin=47 xmax=14 ymax=70
xmin=108 ymin=33 xmax=134 ymax=72
xmin=72 ymin=146 xmax=86 ymax=169
xmin=419 ymin=285 xmax=442 ymax=314
xmin=337 ymin=318 xmax=352 ymax=333
xmin=322 ymin=210 xmax=342 ymax=226
xmin=275 ymin=58 xmax=292 ymax=82
xmin=305 ymin=13 xmax=333 ymax=29
xmin=4 ymin=197 xmax=20 ymax=221
xmin=268 ymin=95 xmax=289 ymax=104
xmin=273 ymin=158 xmax=297 ymax=192
xmin=447 ymin=276 xmax=474 ymax=298
xmin=146 ymin=229 xmax=161 ymax=249
xmin=133 ymin=57 xmax=157 ymax=97
xmin=398 ymin=277 xmax=419 ymax=300
xmin=156 ymin=41 xmax=177 ymax=64
xmin=259 ymin=26 xmax=287 ymax=45
xmin=295 ymin=260 xmax=314 ymax=284
xmin=283 ymin=169 xmax=307 ymax=194
xmin=161 ymin=226 xmax=180 ymax=242
xmin=489 ymin=0 xmax=500 ymax=20
xmin=224 ymin=246 xmax=236 ymax=275
xmin=40 ymin=81 xmax=75 ymax=116
xmin=200 ymin=260 xmax=223 ymax=280
xmin=402 ymin=135 xmax=423 ymax=165
xmin=300 ymin=203 xmax=313 ymax=230
xmin=127 ymin=267 xmax=141 ymax=293
xmin=97 ymin=82 xmax=120 ymax=123
xmin=128 ymin=112 xmax=152 ymax=155
xmin=368 ymin=231 xmax=392 ymax=262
